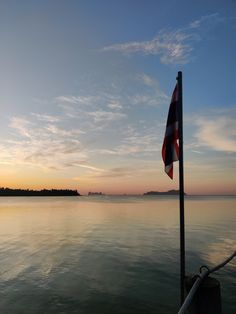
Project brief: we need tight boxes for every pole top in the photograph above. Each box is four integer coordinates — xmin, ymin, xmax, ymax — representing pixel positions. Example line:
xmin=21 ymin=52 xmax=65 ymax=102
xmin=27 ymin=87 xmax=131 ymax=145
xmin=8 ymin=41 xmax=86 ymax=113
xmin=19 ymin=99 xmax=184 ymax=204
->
xmin=177 ymin=71 xmax=182 ymax=81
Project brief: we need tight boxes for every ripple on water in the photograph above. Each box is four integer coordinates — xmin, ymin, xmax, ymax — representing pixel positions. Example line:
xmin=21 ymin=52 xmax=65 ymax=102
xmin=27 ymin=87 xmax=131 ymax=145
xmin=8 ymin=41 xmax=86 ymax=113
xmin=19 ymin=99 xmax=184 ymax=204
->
xmin=0 ymin=196 xmax=235 ymax=314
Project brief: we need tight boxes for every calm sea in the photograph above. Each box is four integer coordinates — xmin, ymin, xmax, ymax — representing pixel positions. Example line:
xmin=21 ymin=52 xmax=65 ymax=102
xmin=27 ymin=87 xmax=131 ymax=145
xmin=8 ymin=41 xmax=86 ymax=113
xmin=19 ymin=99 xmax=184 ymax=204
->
xmin=0 ymin=196 xmax=235 ymax=314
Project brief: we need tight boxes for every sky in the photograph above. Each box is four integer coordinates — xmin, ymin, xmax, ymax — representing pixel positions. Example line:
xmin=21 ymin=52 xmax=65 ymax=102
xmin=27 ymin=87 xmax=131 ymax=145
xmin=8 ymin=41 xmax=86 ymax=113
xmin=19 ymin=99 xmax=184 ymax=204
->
xmin=0 ymin=0 xmax=236 ymax=195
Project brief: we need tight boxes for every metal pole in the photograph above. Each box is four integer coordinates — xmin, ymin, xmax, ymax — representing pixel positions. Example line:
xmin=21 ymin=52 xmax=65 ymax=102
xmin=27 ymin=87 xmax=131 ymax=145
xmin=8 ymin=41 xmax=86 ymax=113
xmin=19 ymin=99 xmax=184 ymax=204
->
xmin=177 ymin=71 xmax=185 ymax=305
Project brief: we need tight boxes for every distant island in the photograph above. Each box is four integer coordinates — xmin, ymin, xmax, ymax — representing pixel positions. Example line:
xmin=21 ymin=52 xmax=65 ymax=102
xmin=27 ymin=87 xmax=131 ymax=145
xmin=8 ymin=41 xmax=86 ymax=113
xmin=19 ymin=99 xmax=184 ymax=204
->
xmin=143 ymin=190 xmax=186 ymax=196
xmin=88 ymin=192 xmax=105 ymax=196
xmin=0 ymin=187 xmax=80 ymax=197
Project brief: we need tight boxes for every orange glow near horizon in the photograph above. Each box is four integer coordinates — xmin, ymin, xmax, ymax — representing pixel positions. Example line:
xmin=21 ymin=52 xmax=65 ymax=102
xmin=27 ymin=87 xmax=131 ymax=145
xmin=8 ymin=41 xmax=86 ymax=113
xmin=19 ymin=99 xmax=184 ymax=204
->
xmin=1 ymin=171 xmax=235 ymax=196
xmin=0 ymin=159 xmax=235 ymax=196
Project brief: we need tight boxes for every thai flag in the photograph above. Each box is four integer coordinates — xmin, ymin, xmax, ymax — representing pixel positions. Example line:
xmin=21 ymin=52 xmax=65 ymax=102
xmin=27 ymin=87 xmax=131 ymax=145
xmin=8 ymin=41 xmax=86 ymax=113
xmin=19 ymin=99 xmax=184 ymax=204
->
xmin=162 ymin=84 xmax=179 ymax=179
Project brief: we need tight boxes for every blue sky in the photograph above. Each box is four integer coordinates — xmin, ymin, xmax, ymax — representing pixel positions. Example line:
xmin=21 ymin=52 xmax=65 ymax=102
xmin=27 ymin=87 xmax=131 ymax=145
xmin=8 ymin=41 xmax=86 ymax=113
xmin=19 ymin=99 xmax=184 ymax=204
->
xmin=0 ymin=0 xmax=236 ymax=194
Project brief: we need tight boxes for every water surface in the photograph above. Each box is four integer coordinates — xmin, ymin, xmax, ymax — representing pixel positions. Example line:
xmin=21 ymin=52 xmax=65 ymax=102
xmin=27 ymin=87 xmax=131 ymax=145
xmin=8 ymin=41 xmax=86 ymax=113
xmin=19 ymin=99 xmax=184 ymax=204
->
xmin=0 ymin=196 xmax=235 ymax=313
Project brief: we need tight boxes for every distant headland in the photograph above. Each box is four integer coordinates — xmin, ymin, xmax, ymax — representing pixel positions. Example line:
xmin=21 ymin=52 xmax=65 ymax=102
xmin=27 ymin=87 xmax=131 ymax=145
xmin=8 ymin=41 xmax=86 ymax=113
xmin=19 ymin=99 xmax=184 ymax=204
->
xmin=0 ymin=187 xmax=80 ymax=197
xmin=143 ymin=190 xmax=186 ymax=196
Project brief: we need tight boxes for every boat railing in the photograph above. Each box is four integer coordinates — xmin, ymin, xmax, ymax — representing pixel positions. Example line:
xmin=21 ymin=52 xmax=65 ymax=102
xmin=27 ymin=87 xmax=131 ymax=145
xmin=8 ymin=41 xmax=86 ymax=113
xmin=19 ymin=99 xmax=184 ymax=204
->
xmin=178 ymin=251 xmax=236 ymax=314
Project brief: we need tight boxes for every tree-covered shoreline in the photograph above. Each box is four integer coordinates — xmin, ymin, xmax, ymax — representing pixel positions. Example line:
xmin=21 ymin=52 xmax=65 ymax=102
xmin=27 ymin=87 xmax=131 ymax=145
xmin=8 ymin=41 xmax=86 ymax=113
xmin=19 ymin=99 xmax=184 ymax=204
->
xmin=0 ymin=188 xmax=80 ymax=196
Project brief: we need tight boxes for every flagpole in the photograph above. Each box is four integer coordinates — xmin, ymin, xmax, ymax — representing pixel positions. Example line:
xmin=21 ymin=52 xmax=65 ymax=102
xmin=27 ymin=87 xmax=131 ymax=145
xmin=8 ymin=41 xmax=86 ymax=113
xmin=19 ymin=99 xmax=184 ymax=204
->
xmin=177 ymin=71 xmax=185 ymax=305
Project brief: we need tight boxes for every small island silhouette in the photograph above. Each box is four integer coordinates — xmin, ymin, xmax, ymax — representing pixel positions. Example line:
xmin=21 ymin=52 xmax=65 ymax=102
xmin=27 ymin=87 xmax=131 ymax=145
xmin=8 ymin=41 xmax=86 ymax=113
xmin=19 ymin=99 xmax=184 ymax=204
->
xmin=0 ymin=187 xmax=80 ymax=197
xmin=88 ymin=192 xmax=105 ymax=196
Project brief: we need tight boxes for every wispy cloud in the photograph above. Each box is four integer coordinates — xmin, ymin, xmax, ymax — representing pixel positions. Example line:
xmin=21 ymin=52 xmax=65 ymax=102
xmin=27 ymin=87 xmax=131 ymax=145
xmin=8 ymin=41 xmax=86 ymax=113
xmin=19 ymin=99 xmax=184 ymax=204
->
xmin=31 ymin=113 xmax=60 ymax=123
xmin=195 ymin=116 xmax=236 ymax=153
xmin=76 ymin=164 xmax=105 ymax=173
xmin=56 ymin=72 xmax=168 ymax=116
xmin=3 ymin=115 xmax=89 ymax=170
xmin=102 ymin=13 xmax=224 ymax=64
xmin=95 ymin=166 xmax=143 ymax=178
xmin=128 ymin=93 xmax=165 ymax=107
xmin=9 ymin=117 xmax=33 ymax=138
xmin=189 ymin=13 xmax=224 ymax=29
xmin=103 ymin=29 xmax=193 ymax=64
xmin=45 ymin=124 xmax=85 ymax=136
xmin=55 ymin=93 xmax=127 ymax=129
xmin=73 ymin=163 xmax=153 ymax=181
xmin=107 ymin=99 xmax=123 ymax=110
xmin=55 ymin=95 xmax=100 ymax=106
xmin=120 ymin=126 xmax=160 ymax=154
xmin=88 ymin=110 xmax=126 ymax=123
xmin=1 ymin=73 xmax=170 ymax=175
xmin=91 ymin=124 xmax=160 ymax=157
xmin=133 ymin=74 xmax=169 ymax=106
xmin=137 ymin=74 xmax=157 ymax=87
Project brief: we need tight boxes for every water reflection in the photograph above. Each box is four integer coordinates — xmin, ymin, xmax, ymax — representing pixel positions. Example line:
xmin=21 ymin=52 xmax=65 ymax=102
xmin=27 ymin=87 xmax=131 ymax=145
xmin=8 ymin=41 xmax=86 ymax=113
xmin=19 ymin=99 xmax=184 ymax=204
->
xmin=0 ymin=196 xmax=235 ymax=313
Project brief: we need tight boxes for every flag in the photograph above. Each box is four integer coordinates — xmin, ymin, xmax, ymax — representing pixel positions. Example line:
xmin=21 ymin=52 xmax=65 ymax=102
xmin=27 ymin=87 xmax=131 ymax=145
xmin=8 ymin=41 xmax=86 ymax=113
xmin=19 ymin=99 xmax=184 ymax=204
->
xmin=162 ymin=83 xmax=179 ymax=179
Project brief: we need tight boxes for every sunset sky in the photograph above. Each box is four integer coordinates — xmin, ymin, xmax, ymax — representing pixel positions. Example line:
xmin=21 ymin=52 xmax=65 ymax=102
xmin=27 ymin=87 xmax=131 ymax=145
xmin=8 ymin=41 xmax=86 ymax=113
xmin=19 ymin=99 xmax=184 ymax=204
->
xmin=0 ymin=0 xmax=236 ymax=195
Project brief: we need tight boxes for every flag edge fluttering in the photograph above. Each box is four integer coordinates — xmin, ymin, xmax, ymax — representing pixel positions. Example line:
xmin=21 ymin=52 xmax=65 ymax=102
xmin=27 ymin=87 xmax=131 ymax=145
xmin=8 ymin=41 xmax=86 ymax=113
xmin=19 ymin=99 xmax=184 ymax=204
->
xmin=162 ymin=83 xmax=179 ymax=179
